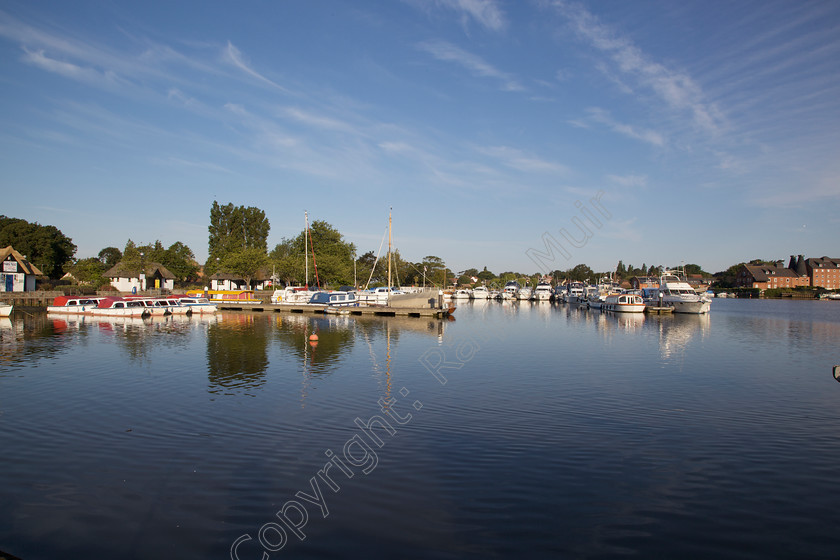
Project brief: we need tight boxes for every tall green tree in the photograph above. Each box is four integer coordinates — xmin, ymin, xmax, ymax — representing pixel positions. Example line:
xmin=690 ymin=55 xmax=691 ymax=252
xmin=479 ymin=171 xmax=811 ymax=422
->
xmin=98 ymin=247 xmax=122 ymax=268
xmin=207 ymin=202 xmax=270 ymax=275
xmin=0 ymin=215 xmax=76 ymax=278
xmin=70 ymin=257 xmax=107 ymax=286
xmin=220 ymin=248 xmax=269 ymax=289
xmin=269 ymin=220 xmax=355 ymax=287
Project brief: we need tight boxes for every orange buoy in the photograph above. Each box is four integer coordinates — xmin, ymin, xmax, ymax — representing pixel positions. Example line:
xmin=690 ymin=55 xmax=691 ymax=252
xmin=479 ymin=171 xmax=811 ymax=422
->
xmin=309 ymin=334 xmax=319 ymax=341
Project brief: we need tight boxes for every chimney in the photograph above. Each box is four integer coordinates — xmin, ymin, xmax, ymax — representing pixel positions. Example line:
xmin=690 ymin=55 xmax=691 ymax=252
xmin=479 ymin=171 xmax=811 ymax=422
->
xmin=788 ymin=255 xmax=797 ymax=269
xmin=795 ymin=255 xmax=807 ymax=276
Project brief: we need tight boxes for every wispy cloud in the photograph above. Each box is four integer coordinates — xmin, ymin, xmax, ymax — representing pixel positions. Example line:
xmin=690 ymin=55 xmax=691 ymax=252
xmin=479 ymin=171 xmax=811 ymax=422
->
xmin=476 ymin=145 xmax=568 ymax=174
xmin=587 ymin=107 xmax=665 ymax=147
xmin=553 ymin=1 xmax=725 ymax=134
xmin=417 ymin=39 xmax=523 ymax=91
xmin=438 ymin=0 xmax=506 ymax=32
xmin=222 ymin=41 xmax=287 ymax=92
xmin=607 ymin=174 xmax=647 ymax=188
xmin=283 ymin=107 xmax=354 ymax=132
xmin=405 ymin=0 xmax=506 ymax=32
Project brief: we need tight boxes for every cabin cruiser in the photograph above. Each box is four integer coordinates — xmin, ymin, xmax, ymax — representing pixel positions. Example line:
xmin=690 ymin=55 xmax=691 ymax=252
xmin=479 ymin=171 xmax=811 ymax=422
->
xmin=516 ymin=287 xmax=533 ymax=300
xmin=47 ymin=296 xmax=105 ymax=314
xmin=178 ymin=297 xmax=218 ymax=313
xmin=452 ymin=289 xmax=471 ymax=300
xmin=501 ymin=281 xmax=519 ymax=300
xmin=647 ymin=271 xmax=711 ymax=314
xmin=271 ymin=286 xmax=321 ymax=305
xmin=471 ymin=286 xmax=490 ymax=300
xmin=308 ymin=291 xmax=358 ymax=307
xmin=91 ymin=297 xmax=149 ymax=317
xmin=565 ymin=282 xmax=586 ymax=304
xmin=356 ymin=287 xmax=404 ymax=306
xmin=533 ymin=283 xmax=552 ymax=301
xmin=602 ymin=293 xmax=645 ymax=313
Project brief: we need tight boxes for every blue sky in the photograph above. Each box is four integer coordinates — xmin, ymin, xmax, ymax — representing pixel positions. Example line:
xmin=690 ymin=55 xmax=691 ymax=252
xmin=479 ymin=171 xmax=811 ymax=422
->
xmin=1 ymin=0 xmax=839 ymax=275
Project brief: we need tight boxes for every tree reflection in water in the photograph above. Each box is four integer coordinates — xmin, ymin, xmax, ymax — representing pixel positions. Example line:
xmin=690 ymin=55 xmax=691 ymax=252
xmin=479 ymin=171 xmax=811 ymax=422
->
xmin=206 ymin=314 xmax=270 ymax=396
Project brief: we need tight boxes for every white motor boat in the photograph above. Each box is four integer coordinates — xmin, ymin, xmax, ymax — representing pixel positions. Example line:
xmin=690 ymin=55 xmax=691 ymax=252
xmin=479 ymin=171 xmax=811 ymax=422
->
xmin=565 ymin=282 xmax=586 ymax=304
xmin=648 ymin=271 xmax=711 ymax=314
xmin=471 ymin=286 xmax=490 ymax=300
xmin=516 ymin=287 xmax=533 ymax=300
xmin=602 ymin=293 xmax=645 ymax=313
xmin=178 ymin=297 xmax=218 ymax=313
xmin=0 ymin=302 xmax=12 ymax=317
xmin=47 ymin=296 xmax=105 ymax=314
xmin=452 ymin=289 xmax=471 ymax=300
xmin=356 ymin=287 xmax=404 ymax=306
xmin=91 ymin=297 xmax=149 ymax=317
xmin=533 ymin=283 xmax=552 ymax=301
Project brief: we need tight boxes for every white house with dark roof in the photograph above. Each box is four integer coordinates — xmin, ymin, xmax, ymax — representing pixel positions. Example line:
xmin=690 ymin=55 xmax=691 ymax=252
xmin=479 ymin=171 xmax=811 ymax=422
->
xmin=0 ymin=246 xmax=44 ymax=292
xmin=104 ymin=261 xmax=176 ymax=292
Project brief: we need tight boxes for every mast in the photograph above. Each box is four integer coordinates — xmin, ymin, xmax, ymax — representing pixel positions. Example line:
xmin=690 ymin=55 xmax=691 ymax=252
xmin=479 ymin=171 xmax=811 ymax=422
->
xmin=305 ymin=211 xmax=309 ymax=287
xmin=388 ymin=208 xmax=392 ymax=290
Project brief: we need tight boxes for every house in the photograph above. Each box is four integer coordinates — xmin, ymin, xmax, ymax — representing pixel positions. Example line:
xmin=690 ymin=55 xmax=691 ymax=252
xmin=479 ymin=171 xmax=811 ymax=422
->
xmin=0 ymin=246 xmax=44 ymax=292
xmin=209 ymin=271 xmax=270 ymax=291
xmin=736 ymin=262 xmax=809 ymax=290
xmin=104 ymin=261 xmax=176 ymax=292
xmin=805 ymin=256 xmax=840 ymax=290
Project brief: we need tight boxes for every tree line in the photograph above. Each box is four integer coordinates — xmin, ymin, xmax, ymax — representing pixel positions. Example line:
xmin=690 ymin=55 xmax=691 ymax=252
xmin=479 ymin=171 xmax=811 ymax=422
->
xmin=0 ymin=208 xmax=779 ymax=291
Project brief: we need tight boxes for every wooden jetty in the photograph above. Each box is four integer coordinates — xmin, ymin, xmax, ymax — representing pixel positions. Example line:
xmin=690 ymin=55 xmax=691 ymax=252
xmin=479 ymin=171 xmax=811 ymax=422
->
xmin=645 ymin=306 xmax=673 ymax=314
xmin=216 ymin=302 xmax=454 ymax=318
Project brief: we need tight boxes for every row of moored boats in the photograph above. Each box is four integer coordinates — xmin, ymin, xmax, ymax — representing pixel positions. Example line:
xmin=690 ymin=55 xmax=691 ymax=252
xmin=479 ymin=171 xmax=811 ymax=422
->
xmin=449 ymin=270 xmax=712 ymax=314
xmin=46 ymin=295 xmax=218 ymax=317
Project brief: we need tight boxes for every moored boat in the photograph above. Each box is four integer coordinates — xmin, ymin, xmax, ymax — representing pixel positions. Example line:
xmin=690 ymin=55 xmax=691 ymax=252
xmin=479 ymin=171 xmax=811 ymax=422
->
xmin=187 ymin=290 xmax=261 ymax=304
xmin=91 ymin=297 xmax=149 ymax=317
xmin=647 ymin=270 xmax=711 ymax=314
xmin=47 ymin=296 xmax=105 ymax=314
xmin=178 ymin=296 xmax=218 ymax=313
xmin=516 ymin=287 xmax=533 ymax=300
xmin=452 ymin=289 xmax=471 ymax=300
xmin=533 ymin=283 xmax=552 ymax=301
xmin=471 ymin=286 xmax=490 ymax=300
xmin=308 ymin=291 xmax=358 ymax=307
xmin=602 ymin=293 xmax=646 ymax=313
xmin=0 ymin=302 xmax=12 ymax=317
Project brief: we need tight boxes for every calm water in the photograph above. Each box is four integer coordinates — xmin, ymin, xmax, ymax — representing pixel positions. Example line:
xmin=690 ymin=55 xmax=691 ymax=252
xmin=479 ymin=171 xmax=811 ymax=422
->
xmin=2 ymin=299 xmax=840 ymax=559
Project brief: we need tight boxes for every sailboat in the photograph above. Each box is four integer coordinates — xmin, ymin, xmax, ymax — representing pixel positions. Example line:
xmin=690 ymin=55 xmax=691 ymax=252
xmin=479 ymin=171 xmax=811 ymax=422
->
xmin=271 ymin=211 xmax=324 ymax=305
xmin=357 ymin=209 xmax=404 ymax=306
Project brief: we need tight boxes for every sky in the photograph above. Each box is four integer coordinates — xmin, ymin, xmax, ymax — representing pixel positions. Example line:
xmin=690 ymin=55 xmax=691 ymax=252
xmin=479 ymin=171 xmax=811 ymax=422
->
xmin=1 ymin=0 xmax=839 ymax=275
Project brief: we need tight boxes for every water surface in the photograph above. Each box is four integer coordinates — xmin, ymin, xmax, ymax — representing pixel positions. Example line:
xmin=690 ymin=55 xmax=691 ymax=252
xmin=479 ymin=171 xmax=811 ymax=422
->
xmin=1 ymin=299 xmax=840 ymax=559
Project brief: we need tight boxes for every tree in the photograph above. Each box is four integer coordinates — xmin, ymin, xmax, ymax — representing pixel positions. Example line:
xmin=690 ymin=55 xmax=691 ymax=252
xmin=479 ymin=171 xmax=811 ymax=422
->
xmin=477 ymin=267 xmax=494 ymax=282
xmin=269 ymin=220 xmax=355 ymax=287
xmin=0 ymin=215 xmax=76 ymax=278
xmin=421 ymin=256 xmax=448 ymax=287
xmin=616 ymin=260 xmax=626 ymax=278
xmin=70 ymin=257 xmax=107 ymax=287
xmin=207 ymin=201 xmax=270 ymax=275
xmin=162 ymin=242 xmax=199 ymax=282
xmin=98 ymin=247 xmax=122 ymax=268
xmin=220 ymin=248 xmax=269 ymax=289
xmin=567 ymin=264 xmax=594 ymax=282
xmin=683 ymin=263 xmax=708 ymax=276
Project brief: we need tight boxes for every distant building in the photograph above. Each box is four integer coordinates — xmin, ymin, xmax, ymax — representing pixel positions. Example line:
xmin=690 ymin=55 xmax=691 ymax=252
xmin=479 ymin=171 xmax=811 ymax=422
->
xmin=805 ymin=256 xmax=840 ymax=289
xmin=736 ymin=262 xmax=809 ymax=290
xmin=0 ymin=246 xmax=43 ymax=292
xmin=209 ymin=271 xmax=270 ymax=291
xmin=105 ymin=261 xmax=176 ymax=292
